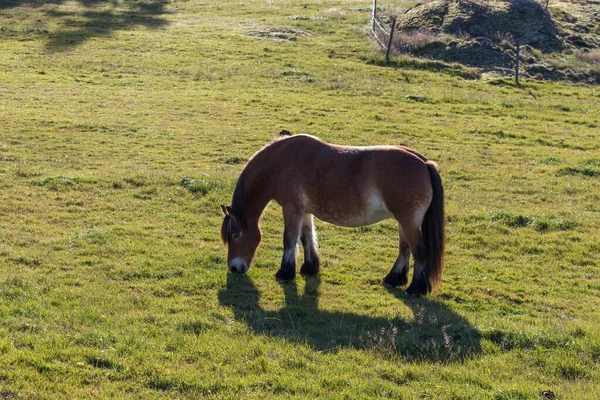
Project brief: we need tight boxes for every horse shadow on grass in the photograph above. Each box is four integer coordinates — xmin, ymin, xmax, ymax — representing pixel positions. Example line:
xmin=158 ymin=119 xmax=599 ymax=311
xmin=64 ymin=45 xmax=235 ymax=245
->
xmin=218 ymin=274 xmax=481 ymax=363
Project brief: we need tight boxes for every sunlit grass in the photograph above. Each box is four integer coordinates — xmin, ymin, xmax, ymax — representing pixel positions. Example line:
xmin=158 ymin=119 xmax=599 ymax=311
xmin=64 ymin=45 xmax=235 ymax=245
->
xmin=0 ymin=0 xmax=599 ymax=398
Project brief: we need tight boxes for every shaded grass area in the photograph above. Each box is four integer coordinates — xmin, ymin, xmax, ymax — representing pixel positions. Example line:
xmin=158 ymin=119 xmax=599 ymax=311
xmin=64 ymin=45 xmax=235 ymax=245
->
xmin=366 ymin=54 xmax=481 ymax=80
xmin=0 ymin=0 xmax=599 ymax=398
xmin=558 ymin=158 xmax=600 ymax=177
xmin=0 ymin=0 xmax=168 ymax=50
xmin=219 ymin=274 xmax=481 ymax=363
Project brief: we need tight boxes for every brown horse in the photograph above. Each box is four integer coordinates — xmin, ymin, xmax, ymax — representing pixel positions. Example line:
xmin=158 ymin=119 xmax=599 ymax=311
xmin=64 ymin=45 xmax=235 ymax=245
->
xmin=220 ymin=131 xmax=445 ymax=296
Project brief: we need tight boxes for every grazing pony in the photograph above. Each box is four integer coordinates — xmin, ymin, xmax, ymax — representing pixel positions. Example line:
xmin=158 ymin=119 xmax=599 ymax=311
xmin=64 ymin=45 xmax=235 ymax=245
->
xmin=220 ymin=131 xmax=445 ymax=296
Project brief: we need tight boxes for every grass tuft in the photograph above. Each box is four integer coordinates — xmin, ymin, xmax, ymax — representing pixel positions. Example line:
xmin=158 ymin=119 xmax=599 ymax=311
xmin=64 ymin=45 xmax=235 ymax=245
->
xmin=219 ymin=155 xmax=247 ymax=165
xmin=180 ymin=177 xmax=222 ymax=196
xmin=84 ymin=355 xmax=121 ymax=371
xmin=489 ymin=212 xmax=577 ymax=232
xmin=178 ymin=318 xmax=211 ymax=335
xmin=36 ymin=176 xmax=97 ymax=191
xmin=557 ymin=361 xmax=590 ymax=380
xmin=558 ymin=166 xmax=599 ymax=177
xmin=70 ymin=227 xmax=112 ymax=246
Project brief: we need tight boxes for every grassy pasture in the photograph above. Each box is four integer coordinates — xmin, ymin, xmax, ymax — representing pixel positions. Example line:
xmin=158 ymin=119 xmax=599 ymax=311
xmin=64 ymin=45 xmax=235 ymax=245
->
xmin=1 ymin=0 xmax=599 ymax=398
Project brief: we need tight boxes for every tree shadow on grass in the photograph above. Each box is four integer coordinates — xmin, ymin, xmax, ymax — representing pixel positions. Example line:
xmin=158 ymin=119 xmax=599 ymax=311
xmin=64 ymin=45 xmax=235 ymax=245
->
xmin=1 ymin=0 xmax=168 ymax=51
xmin=218 ymin=273 xmax=481 ymax=363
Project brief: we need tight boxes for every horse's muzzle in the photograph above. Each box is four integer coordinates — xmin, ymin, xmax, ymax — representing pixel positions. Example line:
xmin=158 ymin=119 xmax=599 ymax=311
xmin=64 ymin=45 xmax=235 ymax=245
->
xmin=229 ymin=259 xmax=248 ymax=274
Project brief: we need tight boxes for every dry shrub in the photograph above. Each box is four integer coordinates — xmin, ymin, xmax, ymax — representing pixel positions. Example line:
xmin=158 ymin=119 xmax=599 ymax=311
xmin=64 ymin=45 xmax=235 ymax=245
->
xmin=577 ymin=50 xmax=600 ymax=64
xmin=393 ymin=30 xmax=455 ymax=53
xmin=490 ymin=30 xmax=515 ymax=45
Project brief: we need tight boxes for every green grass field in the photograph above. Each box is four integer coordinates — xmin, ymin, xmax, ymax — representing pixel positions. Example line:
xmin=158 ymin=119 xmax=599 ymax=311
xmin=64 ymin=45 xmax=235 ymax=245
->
xmin=1 ymin=0 xmax=599 ymax=398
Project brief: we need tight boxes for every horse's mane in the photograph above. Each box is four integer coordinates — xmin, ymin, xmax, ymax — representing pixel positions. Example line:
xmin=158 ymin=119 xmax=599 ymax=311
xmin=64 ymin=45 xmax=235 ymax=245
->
xmin=231 ymin=174 xmax=246 ymax=227
xmin=220 ymin=214 xmax=232 ymax=246
xmin=225 ymin=131 xmax=293 ymax=238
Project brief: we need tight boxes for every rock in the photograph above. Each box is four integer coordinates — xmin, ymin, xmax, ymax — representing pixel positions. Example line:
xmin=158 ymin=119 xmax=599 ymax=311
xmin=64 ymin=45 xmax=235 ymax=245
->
xmin=417 ymin=40 xmax=447 ymax=53
xmin=397 ymin=0 xmax=563 ymax=53
xmin=521 ymin=44 xmax=535 ymax=53
xmin=526 ymin=64 xmax=566 ymax=81
xmin=421 ymin=38 xmax=514 ymax=69
xmin=385 ymin=0 xmax=598 ymax=82
xmin=568 ymin=34 xmax=592 ymax=48
xmin=474 ymin=37 xmax=491 ymax=45
xmin=468 ymin=24 xmax=488 ymax=38
xmin=527 ymin=64 xmax=554 ymax=74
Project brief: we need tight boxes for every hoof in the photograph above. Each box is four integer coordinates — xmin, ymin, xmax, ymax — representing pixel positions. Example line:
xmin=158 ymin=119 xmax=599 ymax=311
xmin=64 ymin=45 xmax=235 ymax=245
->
xmin=382 ymin=271 xmax=408 ymax=287
xmin=275 ymin=269 xmax=295 ymax=283
xmin=405 ymin=286 xmax=424 ymax=297
xmin=406 ymin=279 xmax=430 ymax=297
xmin=300 ymin=260 xmax=320 ymax=276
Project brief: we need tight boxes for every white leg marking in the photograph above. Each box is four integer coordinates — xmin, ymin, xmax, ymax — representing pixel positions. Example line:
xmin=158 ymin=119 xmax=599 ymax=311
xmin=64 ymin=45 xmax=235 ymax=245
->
xmin=284 ymin=247 xmax=297 ymax=265
xmin=393 ymin=256 xmax=409 ymax=274
xmin=301 ymin=214 xmax=318 ymax=262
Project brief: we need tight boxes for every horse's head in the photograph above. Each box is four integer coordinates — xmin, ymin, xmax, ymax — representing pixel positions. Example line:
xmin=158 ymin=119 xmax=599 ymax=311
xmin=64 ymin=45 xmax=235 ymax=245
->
xmin=220 ymin=205 xmax=261 ymax=274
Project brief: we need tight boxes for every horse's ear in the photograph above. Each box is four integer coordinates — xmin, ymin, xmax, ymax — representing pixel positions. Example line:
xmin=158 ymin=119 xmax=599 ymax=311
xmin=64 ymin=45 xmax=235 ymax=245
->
xmin=223 ymin=206 xmax=240 ymax=227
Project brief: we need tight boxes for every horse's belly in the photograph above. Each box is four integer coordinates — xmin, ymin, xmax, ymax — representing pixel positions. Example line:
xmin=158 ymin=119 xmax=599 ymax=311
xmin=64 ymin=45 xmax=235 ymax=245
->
xmin=323 ymin=208 xmax=394 ymax=227
xmin=309 ymin=192 xmax=394 ymax=227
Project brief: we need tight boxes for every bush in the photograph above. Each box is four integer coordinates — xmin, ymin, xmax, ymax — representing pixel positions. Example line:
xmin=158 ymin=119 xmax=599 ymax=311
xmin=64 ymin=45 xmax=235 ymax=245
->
xmin=577 ymin=50 xmax=600 ymax=65
xmin=392 ymin=30 xmax=455 ymax=53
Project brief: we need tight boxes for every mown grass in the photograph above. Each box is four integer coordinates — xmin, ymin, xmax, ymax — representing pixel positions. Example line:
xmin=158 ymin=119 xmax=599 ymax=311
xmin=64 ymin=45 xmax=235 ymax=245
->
xmin=1 ymin=0 xmax=599 ymax=398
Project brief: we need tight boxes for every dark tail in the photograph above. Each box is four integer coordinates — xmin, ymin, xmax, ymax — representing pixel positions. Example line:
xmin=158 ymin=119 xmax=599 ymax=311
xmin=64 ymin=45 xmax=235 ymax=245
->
xmin=422 ymin=161 xmax=445 ymax=292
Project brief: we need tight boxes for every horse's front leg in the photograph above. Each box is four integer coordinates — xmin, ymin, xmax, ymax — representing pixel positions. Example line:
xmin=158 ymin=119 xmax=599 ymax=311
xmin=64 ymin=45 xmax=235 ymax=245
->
xmin=275 ymin=207 xmax=303 ymax=283
xmin=300 ymin=214 xmax=320 ymax=276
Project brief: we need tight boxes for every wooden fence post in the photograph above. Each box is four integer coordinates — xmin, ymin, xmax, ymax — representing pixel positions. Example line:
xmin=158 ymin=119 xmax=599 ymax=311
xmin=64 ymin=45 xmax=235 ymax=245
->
xmin=372 ymin=0 xmax=377 ymax=32
xmin=385 ymin=16 xmax=397 ymax=65
xmin=515 ymin=38 xmax=520 ymax=87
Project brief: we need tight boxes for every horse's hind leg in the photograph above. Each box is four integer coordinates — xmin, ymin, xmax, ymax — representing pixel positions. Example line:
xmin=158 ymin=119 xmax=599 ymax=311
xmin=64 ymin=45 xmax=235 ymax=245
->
xmin=275 ymin=207 xmax=303 ymax=283
xmin=382 ymin=224 xmax=410 ymax=287
xmin=300 ymin=214 xmax=320 ymax=276
xmin=401 ymin=222 xmax=430 ymax=296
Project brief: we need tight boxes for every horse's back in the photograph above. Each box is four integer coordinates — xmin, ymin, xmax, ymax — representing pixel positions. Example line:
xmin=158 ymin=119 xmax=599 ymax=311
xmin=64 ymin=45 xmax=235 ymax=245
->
xmin=268 ymin=135 xmax=433 ymax=226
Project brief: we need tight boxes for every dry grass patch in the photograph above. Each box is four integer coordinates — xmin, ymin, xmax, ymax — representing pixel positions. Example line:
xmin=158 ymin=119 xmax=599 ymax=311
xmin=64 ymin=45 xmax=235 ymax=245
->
xmin=577 ymin=50 xmax=600 ymax=65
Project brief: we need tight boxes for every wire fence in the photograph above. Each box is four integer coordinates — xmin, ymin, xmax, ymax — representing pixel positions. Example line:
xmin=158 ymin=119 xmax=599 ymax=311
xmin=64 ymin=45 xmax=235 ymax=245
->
xmin=371 ymin=0 xmax=397 ymax=63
